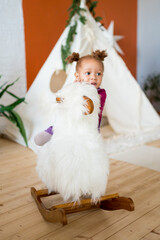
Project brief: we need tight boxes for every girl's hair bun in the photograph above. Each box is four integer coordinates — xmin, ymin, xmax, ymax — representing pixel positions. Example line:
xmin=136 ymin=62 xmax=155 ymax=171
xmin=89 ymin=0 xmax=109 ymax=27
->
xmin=66 ymin=52 xmax=80 ymax=63
xmin=91 ymin=50 xmax=108 ymax=61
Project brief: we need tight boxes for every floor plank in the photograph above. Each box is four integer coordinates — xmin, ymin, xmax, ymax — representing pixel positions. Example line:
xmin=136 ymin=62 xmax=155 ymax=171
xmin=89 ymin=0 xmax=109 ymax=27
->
xmin=147 ymin=139 xmax=160 ymax=148
xmin=141 ymin=225 xmax=160 ymax=240
xmin=105 ymin=206 xmax=160 ymax=240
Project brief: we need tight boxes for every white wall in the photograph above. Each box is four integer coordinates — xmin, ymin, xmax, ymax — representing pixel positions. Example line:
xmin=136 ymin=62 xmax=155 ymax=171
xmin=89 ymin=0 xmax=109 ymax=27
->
xmin=0 ymin=0 xmax=26 ymax=130
xmin=137 ymin=0 xmax=160 ymax=87
xmin=0 ymin=0 xmax=26 ymax=103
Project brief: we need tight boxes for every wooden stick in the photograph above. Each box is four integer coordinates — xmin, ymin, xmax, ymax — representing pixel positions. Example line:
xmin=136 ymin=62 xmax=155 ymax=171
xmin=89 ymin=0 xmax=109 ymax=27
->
xmin=52 ymin=193 xmax=119 ymax=210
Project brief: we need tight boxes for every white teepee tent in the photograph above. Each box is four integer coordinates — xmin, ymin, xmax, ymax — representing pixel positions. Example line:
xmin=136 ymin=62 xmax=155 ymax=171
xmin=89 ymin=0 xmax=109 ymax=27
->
xmin=3 ymin=0 xmax=160 ymax=154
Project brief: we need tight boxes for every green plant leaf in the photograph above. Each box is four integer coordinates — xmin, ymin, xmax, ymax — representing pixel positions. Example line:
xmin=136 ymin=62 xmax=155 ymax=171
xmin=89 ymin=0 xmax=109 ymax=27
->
xmin=0 ymin=78 xmax=19 ymax=98
xmin=0 ymin=82 xmax=7 ymax=89
xmin=0 ymin=76 xmax=28 ymax=146
xmin=89 ymin=1 xmax=97 ymax=16
xmin=0 ymin=111 xmax=15 ymax=123
xmin=0 ymin=98 xmax=25 ymax=112
xmin=61 ymin=21 xmax=77 ymax=70
xmin=95 ymin=16 xmax=102 ymax=22
xmin=6 ymin=90 xmax=27 ymax=103
xmin=79 ymin=15 xmax=87 ymax=24
xmin=155 ymin=96 xmax=160 ymax=101
xmin=79 ymin=7 xmax=87 ymax=12
xmin=143 ymin=74 xmax=160 ymax=103
xmin=5 ymin=90 xmax=21 ymax=100
xmin=9 ymin=110 xmax=28 ymax=147
xmin=62 ymin=0 xmax=102 ymax=70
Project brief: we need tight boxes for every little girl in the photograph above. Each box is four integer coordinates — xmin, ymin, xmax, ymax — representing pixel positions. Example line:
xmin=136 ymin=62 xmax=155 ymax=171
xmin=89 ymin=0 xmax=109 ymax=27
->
xmin=35 ymin=49 xmax=107 ymax=146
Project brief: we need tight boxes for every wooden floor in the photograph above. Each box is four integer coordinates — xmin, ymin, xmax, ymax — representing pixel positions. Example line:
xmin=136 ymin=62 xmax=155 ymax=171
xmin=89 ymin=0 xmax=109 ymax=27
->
xmin=0 ymin=137 xmax=160 ymax=240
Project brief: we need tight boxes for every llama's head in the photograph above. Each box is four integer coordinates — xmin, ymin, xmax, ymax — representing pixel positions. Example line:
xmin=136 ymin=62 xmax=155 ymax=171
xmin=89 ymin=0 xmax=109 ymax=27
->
xmin=54 ymin=82 xmax=100 ymax=133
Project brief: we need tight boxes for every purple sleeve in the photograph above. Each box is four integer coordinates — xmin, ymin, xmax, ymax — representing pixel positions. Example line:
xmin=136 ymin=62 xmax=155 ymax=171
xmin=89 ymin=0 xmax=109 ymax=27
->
xmin=97 ymin=88 xmax=107 ymax=129
xmin=45 ymin=126 xmax=54 ymax=135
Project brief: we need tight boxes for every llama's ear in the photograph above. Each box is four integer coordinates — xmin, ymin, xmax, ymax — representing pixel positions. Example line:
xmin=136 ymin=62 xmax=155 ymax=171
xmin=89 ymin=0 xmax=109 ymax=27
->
xmin=56 ymin=97 xmax=64 ymax=103
xmin=83 ymin=96 xmax=94 ymax=115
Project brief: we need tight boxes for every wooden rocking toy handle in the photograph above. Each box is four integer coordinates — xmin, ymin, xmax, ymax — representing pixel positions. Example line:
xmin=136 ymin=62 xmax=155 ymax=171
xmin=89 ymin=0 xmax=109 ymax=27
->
xmin=56 ymin=96 xmax=94 ymax=115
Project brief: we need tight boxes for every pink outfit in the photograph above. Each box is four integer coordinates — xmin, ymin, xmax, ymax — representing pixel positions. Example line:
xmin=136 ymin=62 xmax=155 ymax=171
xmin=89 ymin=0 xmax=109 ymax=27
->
xmin=45 ymin=88 xmax=106 ymax=135
xmin=97 ymin=88 xmax=106 ymax=129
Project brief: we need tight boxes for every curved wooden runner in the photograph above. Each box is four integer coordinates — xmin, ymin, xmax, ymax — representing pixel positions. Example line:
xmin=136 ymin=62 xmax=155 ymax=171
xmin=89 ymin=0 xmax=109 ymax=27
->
xmin=31 ymin=187 xmax=134 ymax=225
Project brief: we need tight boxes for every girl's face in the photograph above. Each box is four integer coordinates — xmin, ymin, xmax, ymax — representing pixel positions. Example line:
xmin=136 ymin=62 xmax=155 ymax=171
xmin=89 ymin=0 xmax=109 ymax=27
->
xmin=74 ymin=59 xmax=103 ymax=89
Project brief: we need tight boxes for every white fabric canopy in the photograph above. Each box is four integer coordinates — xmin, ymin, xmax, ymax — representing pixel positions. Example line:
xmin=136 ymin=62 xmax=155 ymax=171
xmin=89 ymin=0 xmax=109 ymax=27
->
xmin=3 ymin=0 xmax=160 ymax=153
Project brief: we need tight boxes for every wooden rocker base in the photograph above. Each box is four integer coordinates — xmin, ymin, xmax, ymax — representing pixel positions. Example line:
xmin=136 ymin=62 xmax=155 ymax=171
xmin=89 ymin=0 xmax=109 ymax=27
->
xmin=31 ymin=187 xmax=135 ymax=225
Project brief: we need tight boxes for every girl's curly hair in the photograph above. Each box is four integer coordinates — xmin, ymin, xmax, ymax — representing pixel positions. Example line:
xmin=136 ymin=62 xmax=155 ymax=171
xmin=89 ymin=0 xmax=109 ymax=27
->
xmin=66 ymin=52 xmax=80 ymax=63
xmin=66 ymin=50 xmax=108 ymax=71
xmin=91 ymin=50 xmax=107 ymax=61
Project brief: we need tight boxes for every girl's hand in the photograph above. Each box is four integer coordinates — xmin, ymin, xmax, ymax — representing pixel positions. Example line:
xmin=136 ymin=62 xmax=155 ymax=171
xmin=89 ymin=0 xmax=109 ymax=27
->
xmin=83 ymin=96 xmax=94 ymax=115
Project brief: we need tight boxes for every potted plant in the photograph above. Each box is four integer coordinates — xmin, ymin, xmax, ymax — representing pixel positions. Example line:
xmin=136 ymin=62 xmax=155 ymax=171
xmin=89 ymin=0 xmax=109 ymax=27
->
xmin=143 ymin=74 xmax=160 ymax=113
xmin=0 ymin=75 xmax=28 ymax=146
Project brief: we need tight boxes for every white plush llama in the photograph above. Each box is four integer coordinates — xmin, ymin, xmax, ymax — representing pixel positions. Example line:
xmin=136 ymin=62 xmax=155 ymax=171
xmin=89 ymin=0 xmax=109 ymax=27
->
xmin=36 ymin=82 xmax=109 ymax=202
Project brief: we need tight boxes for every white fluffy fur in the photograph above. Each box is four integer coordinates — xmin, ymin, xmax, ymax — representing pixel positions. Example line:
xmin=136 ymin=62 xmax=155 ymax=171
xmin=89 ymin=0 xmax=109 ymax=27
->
xmin=36 ymin=82 xmax=109 ymax=202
